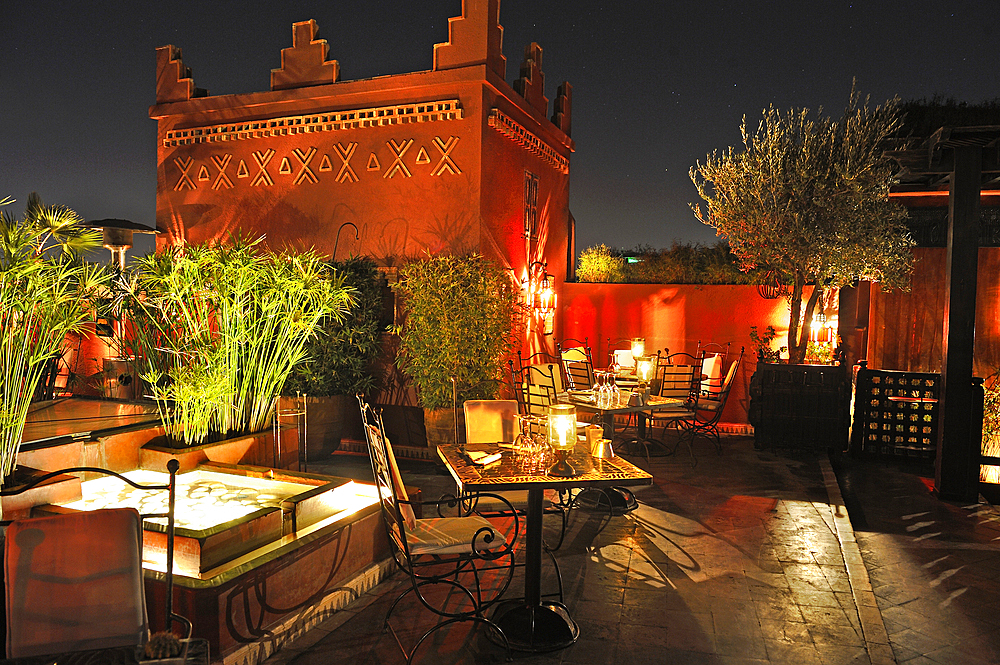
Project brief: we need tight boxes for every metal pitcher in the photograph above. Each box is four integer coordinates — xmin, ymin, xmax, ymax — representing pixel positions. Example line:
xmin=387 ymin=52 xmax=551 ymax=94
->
xmin=591 ymin=438 xmax=615 ymax=458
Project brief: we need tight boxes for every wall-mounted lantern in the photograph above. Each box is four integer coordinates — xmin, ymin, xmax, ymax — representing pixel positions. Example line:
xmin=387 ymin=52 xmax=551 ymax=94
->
xmin=522 ymin=261 xmax=555 ymax=335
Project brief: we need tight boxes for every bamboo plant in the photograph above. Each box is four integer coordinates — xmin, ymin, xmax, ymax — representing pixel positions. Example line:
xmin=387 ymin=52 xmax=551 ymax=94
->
xmin=121 ymin=237 xmax=352 ymax=446
xmin=0 ymin=194 xmax=106 ymax=483
xmin=393 ymin=254 xmax=519 ymax=409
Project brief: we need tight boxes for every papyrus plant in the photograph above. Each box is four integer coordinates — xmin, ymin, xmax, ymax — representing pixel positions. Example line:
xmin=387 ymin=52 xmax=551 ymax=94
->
xmin=0 ymin=194 xmax=106 ymax=482
xmin=122 ymin=237 xmax=351 ymax=445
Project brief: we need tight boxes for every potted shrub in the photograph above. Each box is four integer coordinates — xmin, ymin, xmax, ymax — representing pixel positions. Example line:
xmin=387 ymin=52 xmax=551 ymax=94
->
xmin=282 ymin=257 xmax=385 ymax=459
xmin=393 ymin=254 xmax=519 ymax=447
xmin=692 ymin=91 xmax=917 ymax=450
xmin=0 ymin=194 xmax=107 ymax=485
xmin=121 ymin=236 xmax=351 ymax=449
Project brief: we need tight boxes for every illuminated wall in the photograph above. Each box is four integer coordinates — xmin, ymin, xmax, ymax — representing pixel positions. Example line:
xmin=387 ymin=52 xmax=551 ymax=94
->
xmin=559 ymin=283 xmax=797 ymax=425
xmin=149 ymin=1 xmax=573 ymax=329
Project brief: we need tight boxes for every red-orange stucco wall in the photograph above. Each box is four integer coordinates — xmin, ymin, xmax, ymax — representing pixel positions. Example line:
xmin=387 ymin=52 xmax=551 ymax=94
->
xmin=559 ymin=283 xmax=797 ymax=426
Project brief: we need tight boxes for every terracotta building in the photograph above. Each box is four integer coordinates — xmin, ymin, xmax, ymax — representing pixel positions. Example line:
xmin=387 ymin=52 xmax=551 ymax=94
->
xmin=149 ymin=0 xmax=574 ymax=346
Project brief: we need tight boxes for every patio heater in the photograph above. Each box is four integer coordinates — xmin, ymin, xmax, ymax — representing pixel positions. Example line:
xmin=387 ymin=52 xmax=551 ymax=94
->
xmin=83 ymin=219 xmax=158 ymax=399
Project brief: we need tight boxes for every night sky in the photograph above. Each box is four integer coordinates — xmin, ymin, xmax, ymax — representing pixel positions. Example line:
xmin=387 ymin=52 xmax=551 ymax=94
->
xmin=2 ymin=1 xmax=998 ymax=260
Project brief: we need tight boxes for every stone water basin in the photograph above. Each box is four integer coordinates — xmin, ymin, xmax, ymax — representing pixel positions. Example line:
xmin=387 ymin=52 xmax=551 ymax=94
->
xmin=50 ymin=465 xmax=378 ymax=578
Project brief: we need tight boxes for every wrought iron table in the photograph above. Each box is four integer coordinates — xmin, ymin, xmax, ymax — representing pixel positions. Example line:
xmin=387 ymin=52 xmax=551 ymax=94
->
xmin=437 ymin=443 xmax=652 ymax=652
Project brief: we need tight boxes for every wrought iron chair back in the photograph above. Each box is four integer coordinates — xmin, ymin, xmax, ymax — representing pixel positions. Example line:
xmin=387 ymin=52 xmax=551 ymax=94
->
xmin=559 ymin=347 xmax=595 ymax=391
xmin=358 ymin=396 xmax=518 ymax=663
xmin=689 ymin=346 xmax=744 ymax=453
xmin=521 ymin=363 xmax=561 ymax=416
xmin=655 ymin=352 xmax=704 ymax=404
xmin=697 ymin=341 xmax=733 ymax=398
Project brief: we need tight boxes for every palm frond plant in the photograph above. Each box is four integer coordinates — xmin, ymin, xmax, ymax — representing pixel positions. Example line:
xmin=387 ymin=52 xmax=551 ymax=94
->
xmin=122 ymin=237 xmax=351 ymax=446
xmin=0 ymin=193 xmax=107 ymax=483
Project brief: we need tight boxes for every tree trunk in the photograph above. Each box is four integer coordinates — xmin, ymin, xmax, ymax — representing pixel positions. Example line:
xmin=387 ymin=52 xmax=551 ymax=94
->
xmin=788 ymin=275 xmax=824 ymax=365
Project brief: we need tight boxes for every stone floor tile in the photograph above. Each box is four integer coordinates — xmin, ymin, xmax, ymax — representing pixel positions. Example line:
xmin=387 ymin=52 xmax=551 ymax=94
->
xmin=758 ymin=618 xmax=813 ymax=645
xmin=763 ymin=640 xmax=825 ymax=664
xmin=754 ymin=599 xmax=807 ymax=623
xmin=799 ymin=605 xmax=856 ymax=628
xmin=808 ymin=622 xmax=864 ymax=647
xmin=815 ymin=644 xmax=871 ymax=665
xmin=789 ymin=587 xmax=842 ymax=608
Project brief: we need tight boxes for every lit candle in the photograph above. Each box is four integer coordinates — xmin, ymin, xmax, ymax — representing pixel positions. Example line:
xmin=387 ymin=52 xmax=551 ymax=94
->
xmin=631 ymin=338 xmax=645 ymax=359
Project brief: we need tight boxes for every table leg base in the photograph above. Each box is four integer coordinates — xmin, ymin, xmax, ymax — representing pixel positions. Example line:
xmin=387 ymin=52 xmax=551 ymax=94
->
xmin=575 ymin=487 xmax=638 ymax=516
xmin=489 ymin=600 xmax=580 ymax=652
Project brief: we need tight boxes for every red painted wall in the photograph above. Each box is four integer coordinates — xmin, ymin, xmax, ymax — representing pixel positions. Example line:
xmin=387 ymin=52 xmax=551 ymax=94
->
xmin=558 ymin=283 xmax=799 ymax=426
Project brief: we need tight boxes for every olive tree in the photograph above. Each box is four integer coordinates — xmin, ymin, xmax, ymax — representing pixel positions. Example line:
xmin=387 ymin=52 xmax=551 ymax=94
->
xmin=690 ymin=91 xmax=914 ymax=363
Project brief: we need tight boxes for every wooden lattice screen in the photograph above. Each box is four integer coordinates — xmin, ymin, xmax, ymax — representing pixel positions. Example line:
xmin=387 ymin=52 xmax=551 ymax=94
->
xmin=850 ymin=362 xmax=940 ymax=461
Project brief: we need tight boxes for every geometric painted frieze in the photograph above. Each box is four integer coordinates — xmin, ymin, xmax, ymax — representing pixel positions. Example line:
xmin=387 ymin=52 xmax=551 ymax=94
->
xmin=162 ymin=99 xmax=464 ymax=147
xmin=168 ymin=136 xmax=462 ymax=191
xmin=487 ymin=108 xmax=569 ymax=174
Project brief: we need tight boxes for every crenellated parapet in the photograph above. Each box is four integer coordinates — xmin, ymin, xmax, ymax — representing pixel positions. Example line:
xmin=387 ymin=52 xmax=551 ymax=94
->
xmin=155 ymin=45 xmax=207 ymax=104
xmin=433 ymin=0 xmax=505 ymax=79
xmin=551 ymin=82 xmax=572 ymax=137
xmin=513 ymin=43 xmax=547 ymax=118
xmin=271 ymin=20 xmax=341 ymax=91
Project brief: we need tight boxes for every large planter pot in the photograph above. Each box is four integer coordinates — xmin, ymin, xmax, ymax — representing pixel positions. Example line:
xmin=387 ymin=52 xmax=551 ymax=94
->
xmin=423 ymin=407 xmax=456 ymax=448
xmin=749 ymin=361 xmax=849 ymax=451
xmin=279 ymin=395 xmax=355 ymax=462
xmin=140 ymin=424 xmax=300 ymax=473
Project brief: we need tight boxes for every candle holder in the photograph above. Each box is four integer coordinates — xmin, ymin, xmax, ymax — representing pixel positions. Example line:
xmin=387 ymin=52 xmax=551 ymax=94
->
xmin=635 ymin=355 xmax=655 ymax=403
xmin=546 ymin=404 xmax=577 ymax=477
xmin=630 ymin=338 xmax=646 ymax=362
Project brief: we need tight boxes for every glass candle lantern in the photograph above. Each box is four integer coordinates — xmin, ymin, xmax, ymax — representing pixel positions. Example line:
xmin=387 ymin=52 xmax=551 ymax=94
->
xmin=635 ymin=355 xmax=655 ymax=383
xmin=636 ymin=355 xmax=655 ymax=404
xmin=630 ymin=338 xmax=646 ymax=360
xmin=547 ymin=404 xmax=577 ymax=476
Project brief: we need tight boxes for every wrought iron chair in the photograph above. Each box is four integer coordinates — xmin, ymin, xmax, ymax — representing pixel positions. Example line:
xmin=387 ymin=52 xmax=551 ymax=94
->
xmin=641 ymin=352 xmax=704 ymax=464
xmin=606 ymin=338 xmax=637 ymax=373
xmin=697 ymin=341 xmax=732 ymax=399
xmin=462 ymin=400 xmax=569 ymax=555
xmin=1 ymin=462 xmax=205 ymax=664
xmin=685 ymin=346 xmax=745 ymax=454
xmin=557 ymin=338 xmax=595 ymax=391
xmin=510 ymin=360 xmax=562 ymax=416
xmin=359 ymin=398 xmax=518 ymax=664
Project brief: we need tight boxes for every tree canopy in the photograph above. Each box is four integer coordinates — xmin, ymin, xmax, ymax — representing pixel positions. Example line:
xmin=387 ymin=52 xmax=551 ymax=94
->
xmin=690 ymin=91 xmax=914 ymax=363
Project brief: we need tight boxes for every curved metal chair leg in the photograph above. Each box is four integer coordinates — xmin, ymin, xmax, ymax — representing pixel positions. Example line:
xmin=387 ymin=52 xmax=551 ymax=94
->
xmin=402 ymin=615 xmax=511 ymax=665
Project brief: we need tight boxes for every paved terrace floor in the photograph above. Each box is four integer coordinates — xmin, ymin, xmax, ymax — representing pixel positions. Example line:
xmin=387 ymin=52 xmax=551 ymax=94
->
xmin=259 ymin=435 xmax=1000 ymax=665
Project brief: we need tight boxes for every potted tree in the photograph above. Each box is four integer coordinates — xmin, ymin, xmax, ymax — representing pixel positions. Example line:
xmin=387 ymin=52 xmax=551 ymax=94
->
xmin=122 ymin=237 xmax=351 ymax=452
xmin=393 ymin=254 xmax=519 ymax=447
xmin=690 ymin=89 xmax=915 ymax=449
xmin=282 ymin=257 xmax=385 ymax=460
xmin=0 ymin=194 xmax=107 ymax=485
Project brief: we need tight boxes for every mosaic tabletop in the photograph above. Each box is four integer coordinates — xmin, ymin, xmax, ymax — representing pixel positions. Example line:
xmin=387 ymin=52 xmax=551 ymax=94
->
xmin=437 ymin=443 xmax=653 ymax=493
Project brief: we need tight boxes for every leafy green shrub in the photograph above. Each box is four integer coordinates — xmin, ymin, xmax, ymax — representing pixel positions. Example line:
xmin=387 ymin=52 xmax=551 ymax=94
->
xmin=393 ymin=254 xmax=518 ymax=410
xmin=576 ymin=241 xmax=757 ymax=284
xmin=749 ymin=326 xmax=786 ymax=363
xmin=576 ymin=244 xmax=626 ymax=282
xmin=283 ymin=257 xmax=384 ymax=397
